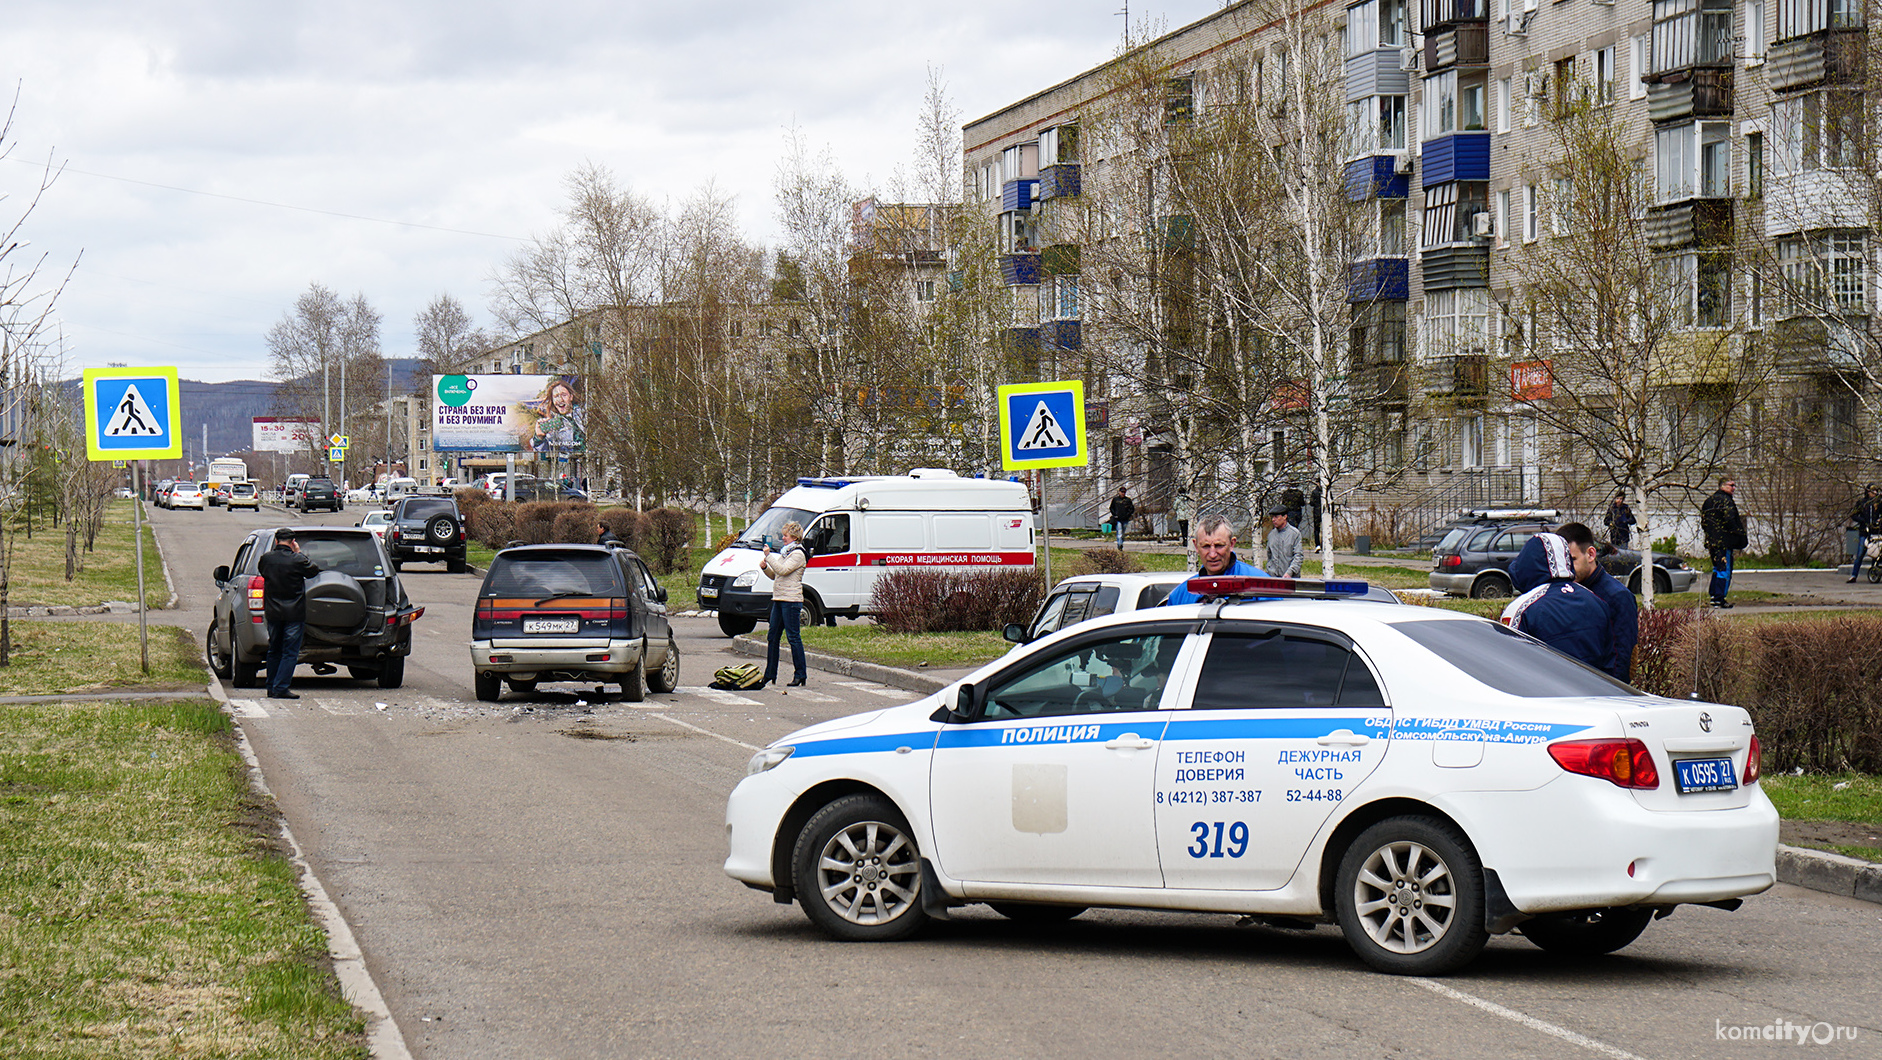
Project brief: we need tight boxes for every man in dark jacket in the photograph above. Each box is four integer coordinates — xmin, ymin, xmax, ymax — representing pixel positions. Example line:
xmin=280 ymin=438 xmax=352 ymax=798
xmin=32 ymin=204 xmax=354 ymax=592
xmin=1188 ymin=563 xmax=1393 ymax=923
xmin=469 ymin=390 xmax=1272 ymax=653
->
xmin=1849 ymin=485 xmax=1879 ymax=583
xmin=1558 ymin=521 xmax=1639 ymax=682
xmin=1603 ymin=492 xmax=1637 ymax=548
xmin=258 ymin=528 xmax=322 ymax=699
xmin=1108 ymin=486 xmax=1136 ymax=550
xmin=1503 ymin=532 xmax=1611 ymax=670
xmin=1280 ymin=481 xmax=1306 ymax=530
xmin=1700 ymin=478 xmax=1745 ymax=608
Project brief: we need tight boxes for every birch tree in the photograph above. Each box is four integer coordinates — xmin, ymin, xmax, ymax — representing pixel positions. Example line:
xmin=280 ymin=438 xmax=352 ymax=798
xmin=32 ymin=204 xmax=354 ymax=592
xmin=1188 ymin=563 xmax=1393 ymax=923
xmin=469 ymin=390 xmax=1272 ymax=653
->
xmin=265 ymin=284 xmax=387 ymax=477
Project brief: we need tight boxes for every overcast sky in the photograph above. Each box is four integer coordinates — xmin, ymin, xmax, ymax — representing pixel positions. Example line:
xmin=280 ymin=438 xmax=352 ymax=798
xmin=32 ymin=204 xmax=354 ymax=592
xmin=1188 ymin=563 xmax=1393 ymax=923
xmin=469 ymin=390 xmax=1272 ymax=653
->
xmin=2 ymin=1 xmax=1222 ymax=383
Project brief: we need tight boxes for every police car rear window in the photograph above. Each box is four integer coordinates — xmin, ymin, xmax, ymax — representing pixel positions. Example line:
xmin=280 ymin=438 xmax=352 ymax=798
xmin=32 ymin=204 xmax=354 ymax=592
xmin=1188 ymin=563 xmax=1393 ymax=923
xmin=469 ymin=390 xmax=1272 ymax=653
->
xmin=1388 ymin=619 xmax=1640 ymax=697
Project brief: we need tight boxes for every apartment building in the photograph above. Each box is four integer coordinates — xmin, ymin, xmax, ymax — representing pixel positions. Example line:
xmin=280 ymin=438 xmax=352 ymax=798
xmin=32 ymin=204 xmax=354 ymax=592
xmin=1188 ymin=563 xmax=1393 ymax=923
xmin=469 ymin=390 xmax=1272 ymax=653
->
xmin=963 ymin=0 xmax=1876 ymax=546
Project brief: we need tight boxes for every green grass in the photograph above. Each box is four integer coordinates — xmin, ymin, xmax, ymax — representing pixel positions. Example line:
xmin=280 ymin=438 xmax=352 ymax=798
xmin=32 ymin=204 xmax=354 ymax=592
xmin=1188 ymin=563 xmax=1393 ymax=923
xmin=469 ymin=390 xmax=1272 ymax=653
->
xmin=1761 ymin=772 xmax=1882 ymax=823
xmin=3 ymin=500 xmax=168 ymax=609
xmin=0 ymin=621 xmax=206 ymax=695
xmin=0 ymin=699 xmax=367 ymax=1058
xmin=798 ymin=624 xmax=1009 ymax=668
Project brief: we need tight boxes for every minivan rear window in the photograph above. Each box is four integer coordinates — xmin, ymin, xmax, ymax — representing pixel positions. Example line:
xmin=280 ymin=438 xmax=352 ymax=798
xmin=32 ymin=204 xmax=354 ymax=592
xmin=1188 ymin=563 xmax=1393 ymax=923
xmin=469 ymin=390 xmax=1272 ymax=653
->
xmin=485 ymin=553 xmax=624 ymax=597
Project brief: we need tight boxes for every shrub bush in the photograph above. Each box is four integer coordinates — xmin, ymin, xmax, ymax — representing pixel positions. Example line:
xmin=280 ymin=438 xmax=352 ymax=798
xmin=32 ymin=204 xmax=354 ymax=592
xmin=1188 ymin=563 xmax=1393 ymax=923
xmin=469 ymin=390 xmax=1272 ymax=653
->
xmin=512 ymin=501 xmax=578 ymax=545
xmin=455 ymin=487 xmax=493 ymax=521
xmin=643 ymin=507 xmax=695 ymax=574
xmin=468 ymin=504 xmax=515 ymax=550
xmin=550 ymin=504 xmax=601 ymax=545
xmin=871 ymin=569 xmax=1042 ymax=634
xmin=1063 ymin=548 xmax=1144 ymax=579
xmin=600 ymin=508 xmax=647 ymax=549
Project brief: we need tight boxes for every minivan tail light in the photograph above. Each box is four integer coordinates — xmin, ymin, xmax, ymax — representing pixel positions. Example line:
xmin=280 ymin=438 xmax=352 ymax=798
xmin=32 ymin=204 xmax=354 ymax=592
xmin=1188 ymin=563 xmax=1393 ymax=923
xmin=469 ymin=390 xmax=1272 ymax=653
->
xmin=1547 ymin=738 xmax=1660 ymax=789
xmin=1744 ymin=735 xmax=1761 ymax=784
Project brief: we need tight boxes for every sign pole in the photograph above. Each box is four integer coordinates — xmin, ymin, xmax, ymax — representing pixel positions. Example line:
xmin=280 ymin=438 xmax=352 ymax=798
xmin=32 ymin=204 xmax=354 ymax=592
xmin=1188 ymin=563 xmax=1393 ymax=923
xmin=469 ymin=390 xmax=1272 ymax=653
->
xmin=133 ymin=461 xmax=148 ymax=674
xmin=1040 ymin=468 xmax=1051 ymax=588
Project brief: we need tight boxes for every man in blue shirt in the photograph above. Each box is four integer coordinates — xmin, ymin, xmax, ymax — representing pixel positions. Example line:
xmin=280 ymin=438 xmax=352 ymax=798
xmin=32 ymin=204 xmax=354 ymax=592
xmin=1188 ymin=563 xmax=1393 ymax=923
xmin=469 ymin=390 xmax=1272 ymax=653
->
xmin=1163 ymin=515 xmax=1268 ymax=606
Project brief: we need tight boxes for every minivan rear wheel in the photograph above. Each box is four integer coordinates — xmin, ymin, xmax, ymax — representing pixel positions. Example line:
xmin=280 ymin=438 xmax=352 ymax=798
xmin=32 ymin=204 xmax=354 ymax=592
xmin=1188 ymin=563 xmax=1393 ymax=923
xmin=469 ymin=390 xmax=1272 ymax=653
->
xmin=620 ymin=642 xmax=647 ymax=702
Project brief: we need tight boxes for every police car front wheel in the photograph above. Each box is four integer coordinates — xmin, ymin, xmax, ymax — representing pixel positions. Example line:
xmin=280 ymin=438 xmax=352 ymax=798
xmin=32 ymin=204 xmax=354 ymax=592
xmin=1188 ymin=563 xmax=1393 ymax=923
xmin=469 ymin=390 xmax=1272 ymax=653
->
xmin=792 ymin=794 xmax=928 ymax=941
xmin=1335 ymin=816 xmax=1488 ymax=975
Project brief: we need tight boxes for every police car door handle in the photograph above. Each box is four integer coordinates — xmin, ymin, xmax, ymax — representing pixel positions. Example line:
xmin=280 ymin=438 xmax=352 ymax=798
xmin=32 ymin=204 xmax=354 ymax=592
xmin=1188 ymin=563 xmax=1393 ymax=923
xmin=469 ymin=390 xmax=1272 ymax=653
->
xmin=1316 ymin=730 xmax=1371 ymax=747
xmin=1104 ymin=734 xmax=1155 ymax=750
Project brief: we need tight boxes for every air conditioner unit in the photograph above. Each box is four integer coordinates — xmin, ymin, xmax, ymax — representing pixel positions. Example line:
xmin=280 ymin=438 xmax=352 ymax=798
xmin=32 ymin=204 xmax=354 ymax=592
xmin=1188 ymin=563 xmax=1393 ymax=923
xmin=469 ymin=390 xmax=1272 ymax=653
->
xmin=1399 ymin=44 xmax=1418 ymax=71
xmin=1394 ymin=153 xmax=1415 ymax=175
xmin=1506 ymin=11 xmax=1528 ymax=34
xmin=1471 ymin=211 xmax=1493 ymax=237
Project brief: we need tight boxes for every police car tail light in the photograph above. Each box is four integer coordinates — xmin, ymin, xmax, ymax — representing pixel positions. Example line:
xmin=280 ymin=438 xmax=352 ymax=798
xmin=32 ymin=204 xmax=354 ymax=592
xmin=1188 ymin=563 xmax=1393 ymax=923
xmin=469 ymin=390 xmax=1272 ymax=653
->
xmin=1548 ymin=738 xmax=1661 ymax=790
xmin=1186 ymin=575 xmax=1371 ymax=599
xmin=1743 ymin=735 xmax=1762 ymax=784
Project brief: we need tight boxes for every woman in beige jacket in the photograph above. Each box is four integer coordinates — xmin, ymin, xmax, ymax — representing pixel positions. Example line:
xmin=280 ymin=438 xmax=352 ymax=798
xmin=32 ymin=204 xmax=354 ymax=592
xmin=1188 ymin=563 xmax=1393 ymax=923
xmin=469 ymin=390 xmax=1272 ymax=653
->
xmin=760 ymin=521 xmax=809 ymax=686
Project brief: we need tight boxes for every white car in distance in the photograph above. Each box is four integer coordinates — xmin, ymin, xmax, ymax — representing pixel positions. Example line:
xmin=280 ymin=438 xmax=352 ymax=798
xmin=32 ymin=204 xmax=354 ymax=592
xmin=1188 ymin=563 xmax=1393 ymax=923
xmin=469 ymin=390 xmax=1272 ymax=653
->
xmin=725 ymin=576 xmax=1777 ymax=976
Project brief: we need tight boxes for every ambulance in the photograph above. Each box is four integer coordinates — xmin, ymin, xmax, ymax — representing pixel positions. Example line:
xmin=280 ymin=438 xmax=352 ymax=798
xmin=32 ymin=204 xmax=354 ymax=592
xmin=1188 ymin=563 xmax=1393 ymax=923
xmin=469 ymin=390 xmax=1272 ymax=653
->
xmin=697 ymin=471 xmax=1035 ymax=636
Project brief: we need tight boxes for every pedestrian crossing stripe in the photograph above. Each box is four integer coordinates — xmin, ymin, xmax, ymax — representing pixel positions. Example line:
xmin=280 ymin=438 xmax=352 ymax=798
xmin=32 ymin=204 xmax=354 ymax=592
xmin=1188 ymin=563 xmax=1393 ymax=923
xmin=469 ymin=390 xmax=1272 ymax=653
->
xmin=83 ymin=366 xmax=182 ymax=461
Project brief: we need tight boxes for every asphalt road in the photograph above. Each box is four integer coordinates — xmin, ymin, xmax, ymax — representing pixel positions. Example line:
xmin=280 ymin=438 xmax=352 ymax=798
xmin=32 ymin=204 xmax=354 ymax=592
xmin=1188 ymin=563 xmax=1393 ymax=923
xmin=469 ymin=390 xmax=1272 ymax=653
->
xmin=145 ymin=503 xmax=1881 ymax=1060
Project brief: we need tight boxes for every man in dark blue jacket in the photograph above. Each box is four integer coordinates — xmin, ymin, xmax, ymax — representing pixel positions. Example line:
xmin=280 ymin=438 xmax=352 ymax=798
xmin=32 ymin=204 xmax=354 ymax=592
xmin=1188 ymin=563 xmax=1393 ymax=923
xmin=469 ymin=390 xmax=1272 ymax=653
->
xmin=1503 ymin=531 xmax=1612 ymax=672
xmin=1163 ymin=515 xmax=1268 ymax=606
xmin=1558 ymin=521 xmax=1639 ymax=682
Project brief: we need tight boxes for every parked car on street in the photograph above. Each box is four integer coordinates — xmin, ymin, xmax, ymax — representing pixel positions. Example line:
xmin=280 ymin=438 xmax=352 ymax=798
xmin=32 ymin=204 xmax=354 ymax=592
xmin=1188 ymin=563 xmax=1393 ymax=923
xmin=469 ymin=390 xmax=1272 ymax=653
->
xmin=386 ymin=493 xmax=469 ymax=572
xmin=470 ymin=543 xmax=678 ymax=702
xmin=205 ymin=526 xmax=422 ymax=689
xmin=224 ymin=482 xmax=261 ymax=511
xmin=725 ymin=576 xmax=1777 ymax=975
xmin=167 ymin=482 xmax=206 ymax=511
xmin=1429 ymin=511 xmax=1697 ymax=598
xmin=356 ymin=509 xmax=393 ymax=541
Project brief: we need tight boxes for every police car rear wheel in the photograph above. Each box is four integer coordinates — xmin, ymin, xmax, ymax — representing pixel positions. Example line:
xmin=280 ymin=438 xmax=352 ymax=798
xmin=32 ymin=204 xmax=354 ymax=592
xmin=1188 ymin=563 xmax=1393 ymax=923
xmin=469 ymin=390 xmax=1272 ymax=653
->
xmin=793 ymin=794 xmax=928 ymax=942
xmin=1336 ymin=816 xmax=1487 ymax=975
xmin=1519 ymin=908 xmax=1653 ymax=956
xmin=988 ymin=902 xmax=1085 ymax=923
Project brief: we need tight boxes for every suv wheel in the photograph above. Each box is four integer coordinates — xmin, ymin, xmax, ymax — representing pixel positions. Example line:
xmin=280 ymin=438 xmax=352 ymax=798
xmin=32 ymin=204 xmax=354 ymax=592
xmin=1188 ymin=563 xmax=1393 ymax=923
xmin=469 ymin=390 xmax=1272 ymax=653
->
xmin=1469 ymin=573 xmax=1512 ymax=599
xmin=376 ymin=654 xmax=405 ymax=689
xmin=619 ymin=642 xmax=647 ymax=702
xmin=206 ymin=622 xmax=232 ymax=680
xmin=425 ymin=515 xmax=456 ymax=545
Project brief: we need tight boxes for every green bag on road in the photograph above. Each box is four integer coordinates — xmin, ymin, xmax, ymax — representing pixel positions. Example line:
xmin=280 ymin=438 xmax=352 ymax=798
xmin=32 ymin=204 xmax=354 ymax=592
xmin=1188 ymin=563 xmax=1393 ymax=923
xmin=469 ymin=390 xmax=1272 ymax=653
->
xmin=711 ymin=663 xmax=764 ymax=691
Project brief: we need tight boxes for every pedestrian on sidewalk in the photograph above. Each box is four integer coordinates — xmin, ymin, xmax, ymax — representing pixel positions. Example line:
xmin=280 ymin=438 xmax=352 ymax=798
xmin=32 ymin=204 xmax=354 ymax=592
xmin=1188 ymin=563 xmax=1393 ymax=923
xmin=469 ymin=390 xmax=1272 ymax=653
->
xmin=1849 ymin=485 xmax=1879 ymax=583
xmin=1700 ymin=477 xmax=1746 ymax=608
xmin=1108 ymin=486 xmax=1136 ymax=550
xmin=1281 ymin=480 xmax=1306 ymax=531
xmin=259 ymin=527 xmax=322 ymax=699
xmin=1604 ymin=491 xmax=1637 ymax=549
xmin=761 ymin=521 xmax=809 ymax=687
xmin=1265 ymin=505 xmax=1303 ymax=578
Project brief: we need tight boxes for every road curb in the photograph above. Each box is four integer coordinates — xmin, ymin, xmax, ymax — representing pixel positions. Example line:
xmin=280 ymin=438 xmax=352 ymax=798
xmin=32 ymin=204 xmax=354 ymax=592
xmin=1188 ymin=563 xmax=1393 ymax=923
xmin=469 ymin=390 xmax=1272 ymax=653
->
xmin=200 ymin=652 xmax=413 ymax=1058
xmin=728 ymin=635 xmax=952 ymax=695
xmin=1777 ymin=843 xmax=1882 ymax=904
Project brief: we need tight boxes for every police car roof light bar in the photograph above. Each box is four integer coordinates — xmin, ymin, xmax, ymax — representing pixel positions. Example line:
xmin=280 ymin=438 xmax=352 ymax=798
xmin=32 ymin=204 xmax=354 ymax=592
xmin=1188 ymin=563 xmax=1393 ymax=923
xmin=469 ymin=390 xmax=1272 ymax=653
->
xmin=1186 ymin=575 xmax=1372 ymax=600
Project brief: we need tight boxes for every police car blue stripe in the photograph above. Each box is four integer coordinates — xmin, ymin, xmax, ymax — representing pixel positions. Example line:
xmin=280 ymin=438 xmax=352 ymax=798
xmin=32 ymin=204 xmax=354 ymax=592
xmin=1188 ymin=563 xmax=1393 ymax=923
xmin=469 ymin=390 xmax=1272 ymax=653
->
xmin=790 ymin=732 xmax=937 ymax=758
xmin=937 ymin=719 xmax=1170 ymax=749
xmin=1164 ymin=716 xmax=1390 ymax=741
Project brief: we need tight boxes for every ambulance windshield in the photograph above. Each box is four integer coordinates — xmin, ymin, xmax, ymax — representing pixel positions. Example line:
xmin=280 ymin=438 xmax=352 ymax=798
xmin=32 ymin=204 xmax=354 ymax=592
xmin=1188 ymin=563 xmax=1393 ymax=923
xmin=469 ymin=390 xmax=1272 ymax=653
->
xmin=735 ymin=507 xmax=817 ymax=549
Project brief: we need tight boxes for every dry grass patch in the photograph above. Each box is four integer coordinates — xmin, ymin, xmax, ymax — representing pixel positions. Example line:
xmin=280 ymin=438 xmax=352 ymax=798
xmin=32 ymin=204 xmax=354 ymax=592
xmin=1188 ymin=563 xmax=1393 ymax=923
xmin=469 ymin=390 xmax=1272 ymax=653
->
xmin=0 ymin=621 xmax=205 ymax=696
xmin=4 ymin=500 xmax=168 ymax=610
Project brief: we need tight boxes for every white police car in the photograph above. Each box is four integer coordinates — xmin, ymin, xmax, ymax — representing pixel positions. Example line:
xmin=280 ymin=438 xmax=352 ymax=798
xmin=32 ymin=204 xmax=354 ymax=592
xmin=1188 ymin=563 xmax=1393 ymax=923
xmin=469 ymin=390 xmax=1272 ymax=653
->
xmin=724 ymin=576 xmax=1777 ymax=975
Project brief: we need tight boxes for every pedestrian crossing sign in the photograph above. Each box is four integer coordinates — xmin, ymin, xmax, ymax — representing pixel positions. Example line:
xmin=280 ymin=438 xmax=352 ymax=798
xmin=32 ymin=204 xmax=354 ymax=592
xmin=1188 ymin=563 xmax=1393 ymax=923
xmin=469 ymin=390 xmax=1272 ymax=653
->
xmin=997 ymin=380 xmax=1088 ymax=471
xmin=83 ymin=366 xmax=181 ymax=461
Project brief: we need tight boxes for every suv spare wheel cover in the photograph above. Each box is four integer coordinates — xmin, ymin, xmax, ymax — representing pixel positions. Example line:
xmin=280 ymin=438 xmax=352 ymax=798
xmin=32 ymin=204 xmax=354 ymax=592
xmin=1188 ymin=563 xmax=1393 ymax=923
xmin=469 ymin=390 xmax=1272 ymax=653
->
xmin=427 ymin=514 xmax=456 ymax=543
xmin=304 ymin=570 xmax=369 ymax=630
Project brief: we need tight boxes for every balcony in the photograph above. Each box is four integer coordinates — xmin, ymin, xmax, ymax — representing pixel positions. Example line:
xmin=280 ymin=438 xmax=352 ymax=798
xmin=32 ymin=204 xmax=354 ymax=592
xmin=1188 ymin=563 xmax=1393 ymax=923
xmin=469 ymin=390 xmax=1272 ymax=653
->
xmin=1041 ymin=319 xmax=1083 ymax=351
xmin=1769 ymin=317 xmax=1869 ymax=373
xmin=1344 ymin=156 xmax=1410 ymax=201
xmin=1354 ymin=363 xmax=1409 ymax=404
xmin=1646 ymin=70 xmax=1734 ymax=122
xmin=1425 ymin=354 xmax=1490 ymax=398
xmin=1041 ymin=244 xmax=1080 ymax=275
xmin=1768 ymin=28 xmax=1867 ymax=91
xmin=1039 ymin=163 xmax=1082 ymax=200
xmin=1424 ymin=23 xmax=1489 ymax=73
xmin=1420 ymin=245 xmax=1490 ymax=290
xmin=1652 ymin=331 xmax=1739 ymax=385
xmin=1421 ymin=0 xmax=1489 ymax=31
xmin=1001 ymin=179 xmax=1038 ymax=213
xmin=1646 ymin=199 xmax=1734 ymax=249
xmin=999 ymin=252 xmax=1040 ymax=286
xmin=998 ymin=328 xmax=1041 ymax=371
xmin=1349 ymin=258 xmax=1410 ymax=302
xmin=1421 ymin=133 xmax=1490 ymax=187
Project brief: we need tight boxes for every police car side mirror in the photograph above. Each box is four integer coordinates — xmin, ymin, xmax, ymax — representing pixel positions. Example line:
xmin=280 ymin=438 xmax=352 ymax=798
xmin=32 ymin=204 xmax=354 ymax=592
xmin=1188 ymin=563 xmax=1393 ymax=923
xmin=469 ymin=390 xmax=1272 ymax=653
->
xmin=213 ymin=565 xmax=230 ymax=584
xmin=938 ymin=683 xmax=978 ymax=723
xmin=1002 ymin=622 xmax=1028 ymax=644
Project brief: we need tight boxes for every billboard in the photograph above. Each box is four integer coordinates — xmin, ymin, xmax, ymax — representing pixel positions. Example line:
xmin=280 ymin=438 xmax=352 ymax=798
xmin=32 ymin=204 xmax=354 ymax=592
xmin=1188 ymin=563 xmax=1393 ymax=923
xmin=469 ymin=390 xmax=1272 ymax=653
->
xmin=253 ymin=417 xmax=322 ymax=453
xmin=432 ymin=374 xmax=585 ymax=453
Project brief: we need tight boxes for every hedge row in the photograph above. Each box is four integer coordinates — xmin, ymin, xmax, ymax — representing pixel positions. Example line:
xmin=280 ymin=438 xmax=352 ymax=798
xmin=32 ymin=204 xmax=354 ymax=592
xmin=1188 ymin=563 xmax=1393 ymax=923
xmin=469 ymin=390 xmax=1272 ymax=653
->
xmin=457 ymin=489 xmax=694 ymax=574
xmin=869 ymin=569 xmax=1043 ymax=634
xmin=1633 ymin=611 xmax=1882 ymax=774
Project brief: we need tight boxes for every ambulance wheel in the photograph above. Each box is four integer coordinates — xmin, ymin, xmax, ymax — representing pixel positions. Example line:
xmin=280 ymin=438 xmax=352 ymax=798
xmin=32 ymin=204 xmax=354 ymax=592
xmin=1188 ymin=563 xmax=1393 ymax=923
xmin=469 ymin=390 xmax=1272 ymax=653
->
xmin=802 ymin=595 xmax=825 ymax=628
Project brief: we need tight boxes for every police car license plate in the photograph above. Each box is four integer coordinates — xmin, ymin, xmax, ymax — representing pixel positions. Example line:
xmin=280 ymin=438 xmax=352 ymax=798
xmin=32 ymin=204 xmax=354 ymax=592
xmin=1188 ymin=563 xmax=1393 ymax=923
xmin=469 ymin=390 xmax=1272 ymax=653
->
xmin=524 ymin=617 xmax=579 ymax=634
xmin=1674 ymin=756 xmax=1737 ymax=794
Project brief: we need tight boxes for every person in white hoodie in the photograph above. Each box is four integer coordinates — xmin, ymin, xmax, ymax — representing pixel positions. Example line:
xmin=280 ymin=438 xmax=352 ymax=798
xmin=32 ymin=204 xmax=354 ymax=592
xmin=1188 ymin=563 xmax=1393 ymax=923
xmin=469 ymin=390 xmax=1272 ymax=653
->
xmin=760 ymin=521 xmax=809 ymax=687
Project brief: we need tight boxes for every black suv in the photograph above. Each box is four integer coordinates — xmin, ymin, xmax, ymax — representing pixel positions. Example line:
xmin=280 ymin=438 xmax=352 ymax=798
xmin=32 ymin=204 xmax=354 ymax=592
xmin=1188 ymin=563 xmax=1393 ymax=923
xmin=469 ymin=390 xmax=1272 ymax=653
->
xmin=299 ymin=477 xmax=343 ymax=512
xmin=387 ymin=493 xmax=469 ymax=572
xmin=1428 ymin=510 xmax=1699 ymax=598
xmin=205 ymin=526 xmax=423 ymax=688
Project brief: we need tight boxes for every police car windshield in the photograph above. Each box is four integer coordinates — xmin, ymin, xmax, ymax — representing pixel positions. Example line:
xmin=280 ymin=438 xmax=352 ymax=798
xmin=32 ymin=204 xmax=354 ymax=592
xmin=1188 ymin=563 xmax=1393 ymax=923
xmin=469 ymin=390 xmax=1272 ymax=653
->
xmin=735 ymin=507 xmax=816 ymax=549
xmin=1388 ymin=619 xmax=1642 ymax=698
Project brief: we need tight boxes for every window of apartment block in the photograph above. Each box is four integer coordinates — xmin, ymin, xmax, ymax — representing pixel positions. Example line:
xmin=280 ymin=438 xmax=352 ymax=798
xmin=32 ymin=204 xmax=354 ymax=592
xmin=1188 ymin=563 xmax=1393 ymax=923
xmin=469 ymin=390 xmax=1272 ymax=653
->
xmin=1422 ymin=70 xmax=1488 ymax=137
xmin=1381 ymin=199 xmax=1407 ymax=255
xmin=915 ymin=280 xmax=937 ymax=302
xmin=728 ymin=320 xmax=743 ymax=339
xmin=1496 ymin=77 xmax=1511 ymax=133
xmin=1594 ymin=46 xmax=1616 ymax=105
xmin=1778 ymin=232 xmax=1869 ymax=314
xmin=1496 ymin=188 xmax=1511 ymax=245
xmin=1553 ymin=57 xmax=1577 ymax=118
xmin=1651 ymin=0 xmax=1733 ymax=75
xmin=1350 ymin=302 xmax=1408 ymax=363
xmin=1425 ymin=288 xmax=1492 ymax=356
xmin=1524 ymin=183 xmax=1540 ymax=242
xmin=1747 ymin=1 xmax=1767 ymax=60
xmin=1746 ymin=131 xmax=1764 ymax=197
xmin=1461 ymin=414 xmax=1484 ymax=467
xmin=1038 ymin=275 xmax=1080 ymax=320
xmin=1002 ymin=142 xmax=1038 ymax=180
xmin=1770 ymin=91 xmax=1863 ymax=174
xmin=1040 ymin=124 xmax=1079 ymax=164
xmin=1552 ymin=177 xmax=1571 ymax=235
xmin=999 ymin=211 xmax=1034 ymax=253
xmin=1421 ymin=181 xmax=1489 ymax=246
xmin=1630 ymin=35 xmax=1649 ymax=99
xmin=1656 ymin=120 xmax=1731 ymax=200
xmin=1777 ymin=0 xmax=1864 ymax=40
xmin=1167 ymin=75 xmax=1196 ymax=123
xmin=1660 ymin=252 xmax=1733 ymax=327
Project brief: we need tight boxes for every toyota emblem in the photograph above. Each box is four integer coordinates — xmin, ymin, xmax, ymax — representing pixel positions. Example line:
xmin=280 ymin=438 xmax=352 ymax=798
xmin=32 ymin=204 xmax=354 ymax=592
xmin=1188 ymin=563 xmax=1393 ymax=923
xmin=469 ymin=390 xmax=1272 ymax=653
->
xmin=1698 ymin=712 xmax=1713 ymax=733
